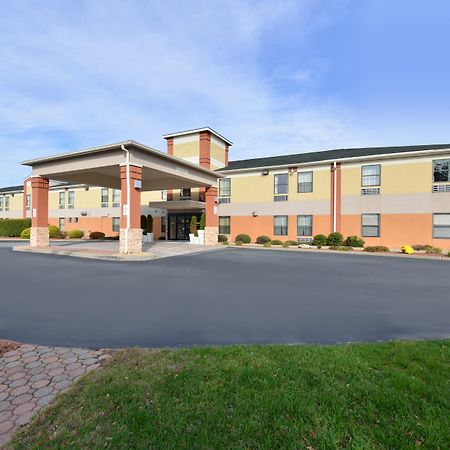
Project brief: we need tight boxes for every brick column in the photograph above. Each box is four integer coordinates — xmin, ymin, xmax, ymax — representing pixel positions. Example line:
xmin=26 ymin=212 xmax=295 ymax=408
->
xmin=204 ymin=186 xmax=218 ymax=245
xmin=120 ymin=165 xmax=142 ymax=254
xmin=30 ymin=177 xmax=49 ymax=248
xmin=199 ymin=131 xmax=211 ymax=202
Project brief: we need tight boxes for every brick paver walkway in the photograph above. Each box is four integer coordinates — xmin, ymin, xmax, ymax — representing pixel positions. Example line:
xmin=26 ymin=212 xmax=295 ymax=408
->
xmin=0 ymin=343 xmax=110 ymax=447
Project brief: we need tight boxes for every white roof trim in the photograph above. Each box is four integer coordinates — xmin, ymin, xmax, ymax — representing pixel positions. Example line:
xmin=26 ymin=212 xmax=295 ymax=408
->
xmin=163 ymin=127 xmax=233 ymax=145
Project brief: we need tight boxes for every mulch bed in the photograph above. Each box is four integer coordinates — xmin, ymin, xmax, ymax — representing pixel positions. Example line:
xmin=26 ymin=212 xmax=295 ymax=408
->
xmin=0 ymin=339 xmax=21 ymax=357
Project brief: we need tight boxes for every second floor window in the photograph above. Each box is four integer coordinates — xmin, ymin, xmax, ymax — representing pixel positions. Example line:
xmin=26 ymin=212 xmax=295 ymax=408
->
xmin=101 ymin=188 xmax=109 ymax=207
xmin=274 ymin=174 xmax=289 ymax=201
xmin=219 ymin=178 xmax=231 ymax=203
xmin=433 ymin=159 xmax=450 ymax=182
xmin=59 ymin=192 xmax=65 ymax=209
xmin=180 ymin=188 xmax=191 ymax=200
xmin=112 ymin=189 xmax=120 ymax=207
xmin=298 ymin=171 xmax=313 ymax=193
xmin=361 ymin=164 xmax=381 ymax=187
xmin=68 ymin=191 xmax=75 ymax=209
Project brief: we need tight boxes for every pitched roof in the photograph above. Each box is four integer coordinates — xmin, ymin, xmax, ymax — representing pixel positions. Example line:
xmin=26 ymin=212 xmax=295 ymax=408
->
xmin=220 ymin=143 xmax=450 ymax=171
xmin=163 ymin=127 xmax=233 ymax=145
xmin=0 ymin=185 xmax=23 ymax=194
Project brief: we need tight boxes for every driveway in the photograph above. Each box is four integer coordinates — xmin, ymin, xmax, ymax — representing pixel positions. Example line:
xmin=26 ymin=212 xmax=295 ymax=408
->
xmin=0 ymin=243 xmax=449 ymax=347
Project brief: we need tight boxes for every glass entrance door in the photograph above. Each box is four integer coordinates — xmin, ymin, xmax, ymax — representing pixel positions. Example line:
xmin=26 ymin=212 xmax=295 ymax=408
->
xmin=168 ymin=214 xmax=200 ymax=240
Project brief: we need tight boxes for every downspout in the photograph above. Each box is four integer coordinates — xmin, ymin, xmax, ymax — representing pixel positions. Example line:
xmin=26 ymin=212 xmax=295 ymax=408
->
xmin=121 ymin=145 xmax=131 ymax=254
xmin=333 ymin=161 xmax=337 ymax=233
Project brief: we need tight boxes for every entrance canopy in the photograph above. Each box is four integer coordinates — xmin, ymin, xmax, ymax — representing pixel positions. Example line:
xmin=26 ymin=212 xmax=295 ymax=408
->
xmin=22 ymin=140 xmax=223 ymax=190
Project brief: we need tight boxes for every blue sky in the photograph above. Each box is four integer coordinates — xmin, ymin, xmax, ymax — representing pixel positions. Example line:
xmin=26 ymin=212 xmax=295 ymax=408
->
xmin=1 ymin=0 xmax=450 ymax=185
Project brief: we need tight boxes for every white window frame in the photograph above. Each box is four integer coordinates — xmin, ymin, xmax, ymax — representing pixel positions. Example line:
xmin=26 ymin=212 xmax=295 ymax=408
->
xmin=297 ymin=171 xmax=313 ymax=193
xmin=362 ymin=214 xmax=380 ymax=237
xmin=433 ymin=214 xmax=450 ymax=239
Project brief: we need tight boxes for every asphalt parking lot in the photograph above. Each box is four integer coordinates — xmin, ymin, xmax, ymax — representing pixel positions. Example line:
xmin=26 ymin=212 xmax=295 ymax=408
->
xmin=0 ymin=242 xmax=449 ymax=348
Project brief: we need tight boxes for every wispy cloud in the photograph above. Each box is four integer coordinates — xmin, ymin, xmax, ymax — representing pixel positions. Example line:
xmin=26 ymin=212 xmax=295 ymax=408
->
xmin=2 ymin=0 xmax=447 ymax=185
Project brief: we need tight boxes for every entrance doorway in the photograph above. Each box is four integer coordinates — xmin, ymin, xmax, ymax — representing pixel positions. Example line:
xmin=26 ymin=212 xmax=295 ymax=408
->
xmin=168 ymin=213 xmax=201 ymax=240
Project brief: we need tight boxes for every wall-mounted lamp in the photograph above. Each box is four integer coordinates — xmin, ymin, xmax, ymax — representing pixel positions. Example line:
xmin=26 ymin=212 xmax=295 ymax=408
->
xmin=81 ymin=211 xmax=88 ymax=216
xmin=261 ymin=169 xmax=269 ymax=176
xmin=252 ymin=211 xmax=258 ymax=217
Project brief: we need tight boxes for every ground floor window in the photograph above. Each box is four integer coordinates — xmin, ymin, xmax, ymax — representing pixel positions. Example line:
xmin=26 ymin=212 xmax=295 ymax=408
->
xmin=219 ymin=216 xmax=230 ymax=234
xmin=362 ymin=214 xmax=380 ymax=237
xmin=297 ymin=215 xmax=312 ymax=236
xmin=274 ymin=215 xmax=288 ymax=235
xmin=112 ymin=217 xmax=120 ymax=232
xmin=59 ymin=218 xmax=65 ymax=231
xmin=433 ymin=214 xmax=450 ymax=238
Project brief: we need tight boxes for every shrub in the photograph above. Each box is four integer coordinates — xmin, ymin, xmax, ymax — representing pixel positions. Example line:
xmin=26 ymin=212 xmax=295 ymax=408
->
xmin=140 ymin=215 xmax=147 ymax=230
xmin=190 ymin=216 xmax=197 ymax=235
xmin=60 ymin=231 xmax=68 ymax=239
xmin=0 ymin=218 xmax=32 ymax=237
xmin=218 ymin=234 xmax=228 ymax=243
xmin=147 ymin=215 xmax=153 ymax=233
xmin=20 ymin=228 xmax=31 ymax=239
xmin=344 ymin=235 xmax=365 ymax=247
xmin=89 ymin=231 xmax=105 ymax=240
xmin=425 ymin=246 xmax=442 ymax=254
xmin=448 ymin=251 xmax=450 ymax=258
xmin=235 ymin=240 xmax=243 ymax=246
xmin=48 ymin=225 xmax=63 ymax=239
xmin=312 ymin=234 xmax=327 ymax=248
xmin=326 ymin=232 xmax=343 ymax=247
xmin=401 ymin=245 xmax=414 ymax=255
xmin=263 ymin=241 xmax=272 ymax=248
xmin=235 ymin=234 xmax=251 ymax=244
xmin=199 ymin=212 xmax=206 ymax=231
xmin=222 ymin=241 xmax=229 ymax=245
xmin=412 ymin=244 xmax=427 ymax=251
xmin=330 ymin=245 xmax=352 ymax=251
xmin=256 ymin=235 xmax=271 ymax=245
xmin=283 ymin=240 xmax=298 ymax=247
xmin=364 ymin=246 xmax=390 ymax=253
xmin=104 ymin=235 xmax=120 ymax=240
xmin=68 ymin=229 xmax=84 ymax=239
xmin=271 ymin=239 xmax=283 ymax=246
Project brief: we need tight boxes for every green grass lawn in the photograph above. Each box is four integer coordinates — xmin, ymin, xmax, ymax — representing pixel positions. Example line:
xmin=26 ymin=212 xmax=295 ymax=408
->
xmin=12 ymin=340 xmax=449 ymax=449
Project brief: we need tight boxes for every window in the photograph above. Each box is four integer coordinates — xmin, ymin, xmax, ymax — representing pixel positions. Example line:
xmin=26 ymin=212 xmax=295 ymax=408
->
xmin=0 ymin=196 xmax=3 ymax=211
xmin=433 ymin=214 xmax=450 ymax=239
xmin=361 ymin=164 xmax=381 ymax=187
xmin=161 ymin=216 xmax=166 ymax=233
xmin=274 ymin=173 xmax=289 ymax=201
xmin=59 ymin=192 xmax=65 ymax=209
xmin=101 ymin=188 xmax=109 ymax=207
xmin=298 ymin=171 xmax=313 ymax=193
xmin=5 ymin=195 xmax=10 ymax=211
xmin=274 ymin=215 xmax=288 ymax=235
xmin=297 ymin=215 xmax=313 ymax=236
xmin=26 ymin=194 xmax=31 ymax=210
xmin=112 ymin=190 xmax=120 ymax=207
xmin=219 ymin=216 xmax=230 ymax=234
xmin=112 ymin=217 xmax=120 ymax=232
xmin=59 ymin=218 xmax=65 ymax=231
xmin=68 ymin=191 xmax=75 ymax=209
xmin=362 ymin=214 xmax=380 ymax=237
xmin=161 ymin=190 xmax=167 ymax=201
xmin=433 ymin=159 xmax=450 ymax=182
xmin=180 ymin=188 xmax=191 ymax=200
xmin=219 ymin=178 xmax=231 ymax=203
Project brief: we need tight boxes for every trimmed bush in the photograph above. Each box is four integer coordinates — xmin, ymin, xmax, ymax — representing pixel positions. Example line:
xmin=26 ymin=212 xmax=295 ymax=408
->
xmin=364 ymin=246 xmax=390 ymax=253
xmin=140 ymin=215 xmax=147 ymax=230
xmin=89 ymin=231 xmax=106 ymax=240
xmin=256 ymin=235 xmax=271 ymax=245
xmin=48 ymin=225 xmax=63 ymax=239
xmin=412 ymin=244 xmax=427 ymax=251
xmin=235 ymin=234 xmax=251 ymax=244
xmin=326 ymin=232 xmax=343 ymax=247
xmin=20 ymin=228 xmax=31 ymax=239
xmin=199 ymin=212 xmax=206 ymax=231
xmin=147 ymin=215 xmax=153 ymax=233
xmin=312 ymin=234 xmax=327 ymax=248
xmin=271 ymin=239 xmax=283 ymax=246
xmin=283 ymin=240 xmax=298 ymax=247
xmin=0 ymin=218 xmax=31 ymax=237
xmin=263 ymin=241 xmax=272 ymax=248
xmin=401 ymin=245 xmax=414 ymax=255
xmin=104 ymin=235 xmax=120 ymax=240
xmin=448 ymin=251 xmax=450 ymax=258
xmin=344 ymin=235 xmax=365 ymax=248
xmin=222 ymin=241 xmax=229 ymax=245
xmin=190 ymin=216 xmax=197 ymax=235
xmin=68 ymin=229 xmax=84 ymax=239
xmin=235 ymin=240 xmax=243 ymax=246
xmin=425 ymin=246 xmax=442 ymax=254
xmin=218 ymin=234 xmax=228 ymax=243
xmin=330 ymin=245 xmax=351 ymax=251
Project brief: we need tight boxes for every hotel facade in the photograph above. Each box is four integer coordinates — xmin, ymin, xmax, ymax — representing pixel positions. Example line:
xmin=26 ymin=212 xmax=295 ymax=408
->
xmin=1 ymin=127 xmax=450 ymax=251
